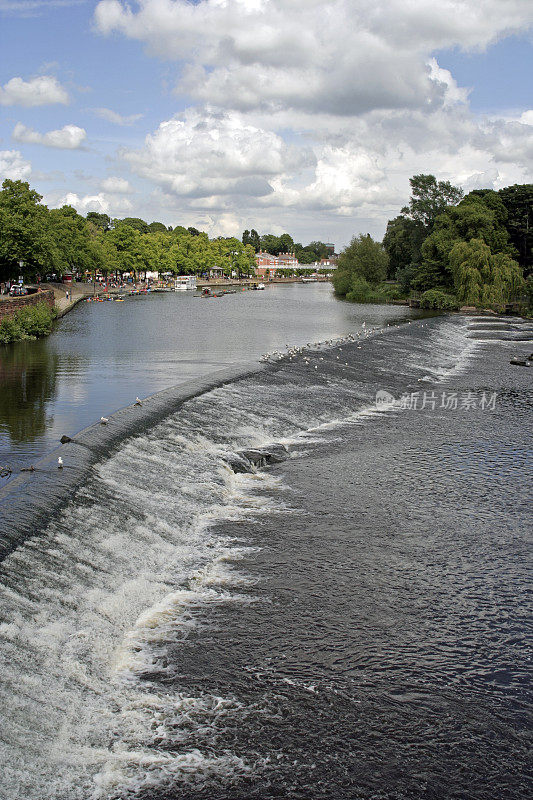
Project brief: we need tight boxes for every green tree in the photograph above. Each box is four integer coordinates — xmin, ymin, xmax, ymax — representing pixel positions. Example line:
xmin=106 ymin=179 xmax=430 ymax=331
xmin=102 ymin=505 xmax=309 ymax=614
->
xmin=121 ymin=217 xmax=149 ymax=234
xmin=260 ymin=233 xmax=282 ymax=255
xmin=402 ymin=174 xmax=463 ymax=229
xmin=107 ymin=222 xmax=143 ymax=275
xmin=249 ymin=229 xmax=260 ymax=252
xmin=49 ymin=205 xmax=101 ymax=275
xmin=148 ymin=221 xmax=168 ymax=233
xmin=498 ymin=184 xmax=533 ymax=274
xmin=449 ymin=238 xmax=523 ymax=307
xmin=413 ymin=193 xmax=514 ymax=292
xmin=382 ymin=215 xmax=425 ymax=282
xmin=86 ymin=211 xmax=111 ymax=231
xmin=278 ymin=233 xmax=294 ymax=253
xmin=333 ymin=234 xmax=388 ymax=297
xmin=0 ymin=179 xmax=56 ymax=281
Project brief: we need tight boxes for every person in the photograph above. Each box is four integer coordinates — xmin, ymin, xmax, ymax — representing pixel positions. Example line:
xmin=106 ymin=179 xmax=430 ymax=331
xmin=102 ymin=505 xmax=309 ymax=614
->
xmin=66 ymin=289 xmax=69 ymax=301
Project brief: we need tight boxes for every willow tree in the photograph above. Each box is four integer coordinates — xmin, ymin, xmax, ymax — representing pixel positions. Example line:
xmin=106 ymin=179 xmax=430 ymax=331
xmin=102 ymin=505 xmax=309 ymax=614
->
xmin=449 ymin=238 xmax=523 ymax=307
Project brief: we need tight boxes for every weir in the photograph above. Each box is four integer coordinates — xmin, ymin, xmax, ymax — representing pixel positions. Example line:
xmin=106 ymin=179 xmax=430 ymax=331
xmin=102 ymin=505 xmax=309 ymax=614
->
xmin=0 ymin=360 xmax=266 ymax=561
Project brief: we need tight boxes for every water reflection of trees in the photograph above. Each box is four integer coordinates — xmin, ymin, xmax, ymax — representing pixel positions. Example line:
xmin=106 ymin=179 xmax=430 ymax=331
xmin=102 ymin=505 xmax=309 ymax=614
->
xmin=0 ymin=341 xmax=59 ymax=443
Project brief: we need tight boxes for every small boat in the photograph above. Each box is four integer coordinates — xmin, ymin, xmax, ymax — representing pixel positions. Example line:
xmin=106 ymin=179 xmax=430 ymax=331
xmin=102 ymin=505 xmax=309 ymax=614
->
xmin=115 ymin=296 xmax=125 ymax=302
xmin=256 ymin=283 xmax=265 ymax=290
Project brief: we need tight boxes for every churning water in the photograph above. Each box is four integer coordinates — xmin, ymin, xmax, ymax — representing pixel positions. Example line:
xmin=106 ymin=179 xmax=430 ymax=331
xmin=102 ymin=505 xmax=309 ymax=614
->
xmin=0 ymin=314 xmax=531 ymax=799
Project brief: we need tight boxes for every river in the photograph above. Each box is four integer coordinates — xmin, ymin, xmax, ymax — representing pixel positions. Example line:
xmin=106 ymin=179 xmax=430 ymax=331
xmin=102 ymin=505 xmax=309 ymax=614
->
xmin=0 ymin=283 xmax=418 ymax=479
xmin=0 ymin=285 xmax=531 ymax=800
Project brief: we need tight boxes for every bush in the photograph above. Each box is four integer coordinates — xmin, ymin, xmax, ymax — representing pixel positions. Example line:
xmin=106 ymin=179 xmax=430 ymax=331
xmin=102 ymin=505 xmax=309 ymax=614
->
xmin=419 ymin=289 xmax=459 ymax=310
xmin=346 ymin=276 xmax=373 ymax=303
xmin=0 ymin=302 xmax=57 ymax=344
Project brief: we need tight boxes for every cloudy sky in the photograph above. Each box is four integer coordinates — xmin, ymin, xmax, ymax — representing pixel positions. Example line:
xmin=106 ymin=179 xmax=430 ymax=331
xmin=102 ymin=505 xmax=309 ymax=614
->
xmin=0 ymin=0 xmax=532 ymax=247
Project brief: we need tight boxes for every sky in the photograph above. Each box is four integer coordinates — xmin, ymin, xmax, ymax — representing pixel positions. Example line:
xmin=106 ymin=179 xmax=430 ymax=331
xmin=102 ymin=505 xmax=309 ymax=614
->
xmin=0 ymin=0 xmax=532 ymax=249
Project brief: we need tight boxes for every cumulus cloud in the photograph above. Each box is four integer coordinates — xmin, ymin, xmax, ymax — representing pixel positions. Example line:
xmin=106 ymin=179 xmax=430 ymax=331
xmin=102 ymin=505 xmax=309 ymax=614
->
xmin=56 ymin=191 xmax=133 ymax=215
xmin=13 ymin=122 xmax=87 ymax=149
xmin=0 ymin=75 xmax=69 ymax=106
xmin=122 ymin=107 xmax=313 ymax=198
xmin=94 ymin=0 xmax=532 ymax=116
xmin=100 ymin=176 xmax=133 ymax=193
xmin=0 ymin=149 xmax=32 ymax=180
xmin=91 ymin=107 xmax=143 ymax=126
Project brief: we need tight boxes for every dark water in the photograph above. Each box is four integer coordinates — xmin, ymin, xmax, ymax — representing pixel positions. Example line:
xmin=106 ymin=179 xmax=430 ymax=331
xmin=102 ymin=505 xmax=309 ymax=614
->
xmin=0 ymin=284 xmax=419 ymax=478
xmin=0 ymin=312 xmax=531 ymax=800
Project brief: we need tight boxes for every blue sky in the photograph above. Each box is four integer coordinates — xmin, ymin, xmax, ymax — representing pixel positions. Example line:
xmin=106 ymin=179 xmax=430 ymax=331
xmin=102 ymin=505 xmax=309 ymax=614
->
xmin=1 ymin=0 xmax=532 ymax=247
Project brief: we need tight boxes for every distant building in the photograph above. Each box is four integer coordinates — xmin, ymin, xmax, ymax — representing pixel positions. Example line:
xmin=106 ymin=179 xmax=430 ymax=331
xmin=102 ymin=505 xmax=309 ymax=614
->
xmin=324 ymin=243 xmax=335 ymax=256
xmin=277 ymin=251 xmax=299 ymax=268
xmin=254 ymin=250 xmax=299 ymax=277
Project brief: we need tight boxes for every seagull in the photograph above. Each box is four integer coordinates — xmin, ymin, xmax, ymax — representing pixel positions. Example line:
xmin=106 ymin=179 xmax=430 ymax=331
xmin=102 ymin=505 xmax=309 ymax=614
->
xmin=100 ymin=417 xmax=109 ymax=425
xmin=135 ymin=397 xmax=142 ymax=406
xmin=58 ymin=457 xmax=63 ymax=469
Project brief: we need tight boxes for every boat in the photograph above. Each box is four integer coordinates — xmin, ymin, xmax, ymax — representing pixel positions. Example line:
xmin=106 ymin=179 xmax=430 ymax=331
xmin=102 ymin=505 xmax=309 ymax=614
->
xmin=301 ymin=276 xmax=318 ymax=283
xmin=174 ymin=276 xmax=197 ymax=291
xmin=256 ymin=283 xmax=265 ymax=290
xmin=115 ymin=296 xmax=125 ymax=302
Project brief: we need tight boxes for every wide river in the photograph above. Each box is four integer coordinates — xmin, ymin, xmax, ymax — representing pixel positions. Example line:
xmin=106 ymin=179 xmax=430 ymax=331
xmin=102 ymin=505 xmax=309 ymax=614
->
xmin=0 ymin=283 xmax=419 ymax=478
xmin=0 ymin=284 xmax=531 ymax=800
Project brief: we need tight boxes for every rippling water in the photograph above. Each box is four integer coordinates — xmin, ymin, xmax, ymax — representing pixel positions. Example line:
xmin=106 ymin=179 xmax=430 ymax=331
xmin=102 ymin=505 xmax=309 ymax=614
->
xmin=0 ymin=313 xmax=531 ymax=800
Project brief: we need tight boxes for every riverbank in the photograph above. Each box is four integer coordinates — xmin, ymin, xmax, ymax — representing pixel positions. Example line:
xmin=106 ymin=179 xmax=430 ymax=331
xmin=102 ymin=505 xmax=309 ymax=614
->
xmin=0 ymin=300 xmax=57 ymax=344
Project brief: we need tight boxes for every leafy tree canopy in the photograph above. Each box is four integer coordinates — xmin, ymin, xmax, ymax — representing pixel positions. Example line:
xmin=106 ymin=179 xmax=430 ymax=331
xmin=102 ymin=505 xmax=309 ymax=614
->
xmin=401 ymin=174 xmax=463 ymax=230
xmin=86 ymin=211 xmax=111 ymax=231
xmin=120 ymin=217 xmax=149 ymax=234
xmin=333 ymin=234 xmax=388 ymax=298
xmin=498 ymin=184 xmax=533 ymax=274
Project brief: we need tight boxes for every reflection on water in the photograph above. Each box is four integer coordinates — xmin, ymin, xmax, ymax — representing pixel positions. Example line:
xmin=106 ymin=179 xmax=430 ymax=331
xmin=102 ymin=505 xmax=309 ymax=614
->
xmin=0 ymin=284 xmax=422 ymax=476
xmin=0 ymin=341 xmax=59 ymax=445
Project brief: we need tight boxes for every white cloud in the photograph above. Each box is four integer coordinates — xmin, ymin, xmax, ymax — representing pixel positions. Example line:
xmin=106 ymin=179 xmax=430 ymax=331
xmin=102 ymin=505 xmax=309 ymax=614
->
xmin=91 ymin=106 xmax=143 ymax=126
xmin=13 ymin=122 xmax=87 ymax=149
xmin=94 ymin=0 xmax=532 ymax=116
xmin=56 ymin=191 xmax=133 ymax=215
xmin=100 ymin=176 xmax=133 ymax=193
xmin=0 ymin=75 xmax=69 ymax=106
xmin=520 ymin=110 xmax=533 ymax=125
xmin=0 ymin=149 xmax=32 ymax=180
xmin=122 ymin=107 xmax=312 ymax=198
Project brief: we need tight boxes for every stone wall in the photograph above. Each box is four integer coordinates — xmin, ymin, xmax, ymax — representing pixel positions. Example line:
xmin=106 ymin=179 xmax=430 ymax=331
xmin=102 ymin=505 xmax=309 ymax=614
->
xmin=0 ymin=290 xmax=55 ymax=321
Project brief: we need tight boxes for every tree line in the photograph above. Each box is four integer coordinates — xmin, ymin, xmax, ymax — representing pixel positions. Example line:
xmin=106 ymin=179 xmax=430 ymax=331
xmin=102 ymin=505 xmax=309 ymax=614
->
xmin=242 ymin=229 xmax=332 ymax=264
xmin=0 ymin=180 xmax=256 ymax=284
xmin=333 ymin=175 xmax=532 ymax=310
